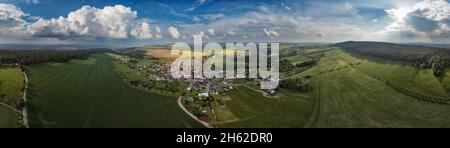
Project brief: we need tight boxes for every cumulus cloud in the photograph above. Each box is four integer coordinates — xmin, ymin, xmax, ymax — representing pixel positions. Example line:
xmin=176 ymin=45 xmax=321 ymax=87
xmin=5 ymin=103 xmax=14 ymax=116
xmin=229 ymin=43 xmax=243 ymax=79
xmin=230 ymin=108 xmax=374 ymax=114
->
xmin=0 ymin=3 xmax=28 ymax=35
xmin=190 ymin=31 xmax=209 ymax=39
xmin=155 ymin=26 xmax=162 ymax=39
xmin=27 ymin=5 xmax=153 ymax=40
xmin=384 ymin=0 xmax=450 ymax=41
xmin=168 ymin=26 xmax=180 ymax=39
xmin=131 ymin=22 xmax=152 ymax=39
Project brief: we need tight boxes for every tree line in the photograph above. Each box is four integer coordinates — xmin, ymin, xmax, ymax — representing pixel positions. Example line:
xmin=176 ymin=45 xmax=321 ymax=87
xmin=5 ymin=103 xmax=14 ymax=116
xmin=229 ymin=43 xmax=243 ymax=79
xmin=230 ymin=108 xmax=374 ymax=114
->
xmin=279 ymin=78 xmax=313 ymax=92
xmin=0 ymin=48 xmax=112 ymax=65
xmin=336 ymin=41 xmax=450 ymax=78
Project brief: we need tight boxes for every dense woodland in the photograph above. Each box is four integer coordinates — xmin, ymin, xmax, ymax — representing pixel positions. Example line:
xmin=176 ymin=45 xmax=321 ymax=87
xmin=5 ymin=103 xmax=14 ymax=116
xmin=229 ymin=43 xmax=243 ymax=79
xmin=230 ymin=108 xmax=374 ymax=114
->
xmin=0 ymin=48 xmax=112 ymax=65
xmin=336 ymin=41 xmax=450 ymax=78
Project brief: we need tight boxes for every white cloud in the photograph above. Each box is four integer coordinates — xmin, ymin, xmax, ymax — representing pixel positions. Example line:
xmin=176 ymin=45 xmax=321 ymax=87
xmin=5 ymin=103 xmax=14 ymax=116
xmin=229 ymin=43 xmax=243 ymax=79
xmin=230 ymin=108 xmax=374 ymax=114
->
xmin=263 ymin=28 xmax=279 ymax=39
xmin=168 ymin=26 xmax=180 ymax=39
xmin=0 ymin=3 xmax=28 ymax=35
xmin=197 ymin=0 xmax=206 ymax=5
xmin=194 ymin=13 xmax=225 ymax=21
xmin=188 ymin=0 xmax=207 ymax=11
xmin=258 ymin=4 xmax=269 ymax=12
xmin=207 ymin=28 xmax=215 ymax=36
xmin=281 ymin=2 xmax=291 ymax=11
xmin=383 ymin=0 xmax=450 ymax=41
xmin=0 ymin=3 xmax=26 ymax=22
xmin=305 ymin=2 xmax=358 ymax=18
xmin=186 ymin=7 xmax=196 ymax=11
xmin=191 ymin=31 xmax=209 ymax=39
xmin=131 ymin=22 xmax=152 ymax=39
xmin=192 ymin=16 xmax=201 ymax=22
xmin=27 ymin=5 xmax=154 ymax=40
xmin=23 ymin=0 xmax=39 ymax=4
xmin=177 ymin=10 xmax=370 ymax=42
xmin=226 ymin=30 xmax=236 ymax=36
xmin=155 ymin=26 xmax=162 ymax=39
xmin=285 ymin=6 xmax=291 ymax=11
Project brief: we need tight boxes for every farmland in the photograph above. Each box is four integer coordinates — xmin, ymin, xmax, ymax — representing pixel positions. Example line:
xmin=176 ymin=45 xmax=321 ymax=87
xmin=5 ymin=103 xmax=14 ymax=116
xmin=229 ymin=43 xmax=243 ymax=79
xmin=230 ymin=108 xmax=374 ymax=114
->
xmin=1 ymin=42 xmax=450 ymax=128
xmin=209 ymin=47 xmax=450 ymax=128
xmin=26 ymin=54 xmax=202 ymax=128
xmin=0 ymin=68 xmax=24 ymax=105
xmin=213 ymin=86 xmax=315 ymax=128
xmin=0 ymin=105 xmax=18 ymax=128
xmin=298 ymin=50 xmax=450 ymax=127
xmin=0 ymin=67 xmax=23 ymax=128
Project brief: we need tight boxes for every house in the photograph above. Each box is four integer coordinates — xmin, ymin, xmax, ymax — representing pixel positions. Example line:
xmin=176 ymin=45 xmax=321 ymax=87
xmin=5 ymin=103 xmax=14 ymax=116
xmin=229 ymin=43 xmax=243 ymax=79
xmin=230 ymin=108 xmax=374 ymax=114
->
xmin=198 ymin=93 xmax=209 ymax=98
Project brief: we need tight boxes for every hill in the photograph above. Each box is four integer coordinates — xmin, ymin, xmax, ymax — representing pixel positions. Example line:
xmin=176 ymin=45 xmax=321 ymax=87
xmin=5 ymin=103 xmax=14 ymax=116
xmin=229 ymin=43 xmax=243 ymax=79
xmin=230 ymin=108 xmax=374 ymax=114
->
xmin=335 ymin=41 xmax=450 ymax=78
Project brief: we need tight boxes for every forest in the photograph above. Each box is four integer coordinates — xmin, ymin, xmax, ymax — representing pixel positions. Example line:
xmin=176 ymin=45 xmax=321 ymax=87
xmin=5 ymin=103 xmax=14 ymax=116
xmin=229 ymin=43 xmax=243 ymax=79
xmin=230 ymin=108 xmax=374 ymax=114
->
xmin=336 ymin=41 xmax=450 ymax=78
xmin=0 ymin=49 xmax=112 ymax=65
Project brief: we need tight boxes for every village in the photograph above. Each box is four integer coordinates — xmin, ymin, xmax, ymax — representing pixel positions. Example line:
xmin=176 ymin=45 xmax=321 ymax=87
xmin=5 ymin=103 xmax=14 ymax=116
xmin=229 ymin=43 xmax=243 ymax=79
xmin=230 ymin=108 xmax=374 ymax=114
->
xmin=112 ymin=55 xmax=282 ymax=122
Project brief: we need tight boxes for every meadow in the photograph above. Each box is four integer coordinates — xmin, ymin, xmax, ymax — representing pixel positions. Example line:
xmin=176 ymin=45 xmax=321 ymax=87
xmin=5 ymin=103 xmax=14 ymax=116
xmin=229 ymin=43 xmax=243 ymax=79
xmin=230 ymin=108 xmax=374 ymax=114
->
xmin=213 ymin=86 xmax=315 ymax=128
xmin=298 ymin=50 xmax=450 ymax=127
xmin=0 ymin=68 xmax=24 ymax=105
xmin=26 ymin=54 xmax=202 ymax=128
xmin=0 ymin=105 xmax=18 ymax=128
xmin=212 ymin=48 xmax=450 ymax=128
xmin=0 ymin=67 xmax=23 ymax=128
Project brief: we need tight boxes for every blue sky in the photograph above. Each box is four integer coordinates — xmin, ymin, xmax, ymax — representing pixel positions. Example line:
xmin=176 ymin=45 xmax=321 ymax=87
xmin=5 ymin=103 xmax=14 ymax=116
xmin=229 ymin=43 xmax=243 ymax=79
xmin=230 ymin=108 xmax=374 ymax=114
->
xmin=0 ymin=0 xmax=449 ymax=46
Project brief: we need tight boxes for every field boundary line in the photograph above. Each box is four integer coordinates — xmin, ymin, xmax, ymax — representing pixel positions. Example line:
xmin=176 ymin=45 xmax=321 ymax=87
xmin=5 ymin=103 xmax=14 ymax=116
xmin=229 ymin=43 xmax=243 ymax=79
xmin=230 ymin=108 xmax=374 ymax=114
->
xmin=0 ymin=102 xmax=21 ymax=114
xmin=178 ymin=97 xmax=214 ymax=128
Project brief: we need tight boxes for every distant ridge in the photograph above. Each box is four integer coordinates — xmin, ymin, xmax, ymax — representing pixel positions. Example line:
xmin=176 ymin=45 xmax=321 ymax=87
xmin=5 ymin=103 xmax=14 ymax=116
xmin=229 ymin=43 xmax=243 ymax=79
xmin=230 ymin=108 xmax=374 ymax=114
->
xmin=335 ymin=41 xmax=450 ymax=78
xmin=0 ymin=44 xmax=111 ymax=50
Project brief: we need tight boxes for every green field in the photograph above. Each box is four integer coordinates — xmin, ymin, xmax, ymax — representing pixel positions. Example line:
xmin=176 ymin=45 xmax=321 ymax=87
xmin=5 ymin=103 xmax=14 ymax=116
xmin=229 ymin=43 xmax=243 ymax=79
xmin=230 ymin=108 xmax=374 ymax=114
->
xmin=298 ymin=50 xmax=450 ymax=127
xmin=212 ymin=49 xmax=450 ymax=128
xmin=26 ymin=54 xmax=202 ymax=128
xmin=0 ymin=68 xmax=24 ymax=105
xmin=214 ymin=86 xmax=315 ymax=128
xmin=0 ymin=105 xmax=18 ymax=128
xmin=0 ymin=67 xmax=23 ymax=128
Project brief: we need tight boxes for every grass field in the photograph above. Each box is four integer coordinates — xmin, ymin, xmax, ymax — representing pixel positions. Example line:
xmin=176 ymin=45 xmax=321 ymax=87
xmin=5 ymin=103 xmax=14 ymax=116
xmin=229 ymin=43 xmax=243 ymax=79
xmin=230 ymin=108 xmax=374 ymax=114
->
xmin=0 ymin=68 xmax=24 ymax=105
xmin=26 ymin=54 xmax=202 ymax=128
xmin=214 ymin=86 xmax=315 ymax=128
xmin=0 ymin=105 xmax=18 ymax=128
xmin=343 ymin=52 xmax=448 ymax=98
xmin=0 ymin=67 xmax=23 ymax=128
xmin=284 ymin=48 xmax=325 ymax=64
xmin=207 ymin=48 xmax=450 ymax=128
xmin=298 ymin=49 xmax=450 ymax=127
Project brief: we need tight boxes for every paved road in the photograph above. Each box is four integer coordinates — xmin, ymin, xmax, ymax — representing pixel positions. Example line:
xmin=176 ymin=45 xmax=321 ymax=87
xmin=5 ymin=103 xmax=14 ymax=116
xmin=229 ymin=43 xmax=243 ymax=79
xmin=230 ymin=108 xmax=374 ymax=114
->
xmin=177 ymin=97 xmax=214 ymax=128
xmin=22 ymin=72 xmax=29 ymax=128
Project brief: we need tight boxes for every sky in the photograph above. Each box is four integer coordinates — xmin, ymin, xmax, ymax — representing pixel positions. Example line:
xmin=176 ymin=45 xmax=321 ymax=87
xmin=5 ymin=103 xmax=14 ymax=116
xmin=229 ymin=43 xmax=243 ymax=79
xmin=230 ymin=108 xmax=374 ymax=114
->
xmin=0 ymin=0 xmax=449 ymax=46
